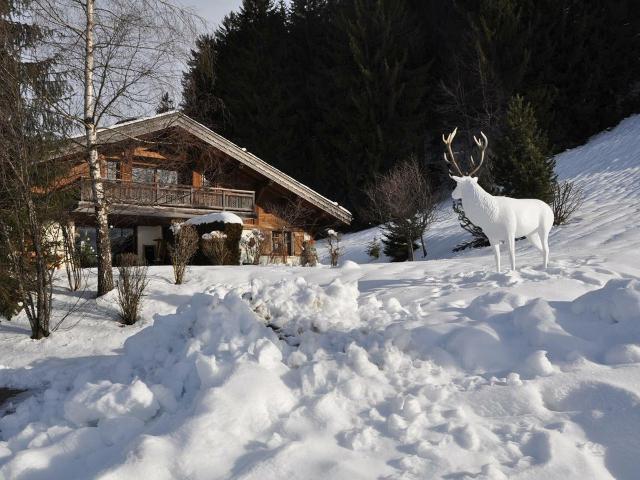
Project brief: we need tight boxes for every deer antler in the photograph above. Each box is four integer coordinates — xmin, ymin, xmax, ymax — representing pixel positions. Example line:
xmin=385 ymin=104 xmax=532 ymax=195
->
xmin=468 ymin=131 xmax=488 ymax=177
xmin=442 ymin=127 xmax=464 ymax=176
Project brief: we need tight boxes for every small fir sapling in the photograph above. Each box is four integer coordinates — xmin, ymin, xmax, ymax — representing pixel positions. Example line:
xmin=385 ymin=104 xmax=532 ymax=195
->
xmin=326 ymin=229 xmax=343 ymax=267
xmin=366 ymin=236 xmax=381 ymax=260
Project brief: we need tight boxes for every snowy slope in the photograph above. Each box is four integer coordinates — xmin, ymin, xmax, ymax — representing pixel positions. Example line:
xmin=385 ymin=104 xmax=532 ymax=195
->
xmin=1 ymin=115 xmax=640 ymax=479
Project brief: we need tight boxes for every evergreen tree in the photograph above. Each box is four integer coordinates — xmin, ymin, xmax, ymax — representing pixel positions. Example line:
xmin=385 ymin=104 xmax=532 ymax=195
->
xmin=181 ymin=34 xmax=227 ymax=129
xmin=0 ymin=0 xmax=69 ymax=337
xmin=208 ymin=0 xmax=293 ymax=171
xmin=156 ymin=92 xmax=175 ymax=114
xmin=381 ymin=223 xmax=420 ymax=262
xmin=322 ymin=0 xmax=429 ymax=216
xmin=286 ymin=0 xmax=338 ymax=189
xmin=492 ymin=95 xmax=556 ymax=203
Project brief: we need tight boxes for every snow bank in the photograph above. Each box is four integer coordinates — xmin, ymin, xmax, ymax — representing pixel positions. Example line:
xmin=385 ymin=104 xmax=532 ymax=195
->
xmin=3 ymin=114 xmax=640 ymax=479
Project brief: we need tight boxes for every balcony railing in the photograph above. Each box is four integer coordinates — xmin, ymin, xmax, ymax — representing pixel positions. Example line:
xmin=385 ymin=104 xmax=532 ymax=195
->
xmin=79 ymin=177 xmax=255 ymax=212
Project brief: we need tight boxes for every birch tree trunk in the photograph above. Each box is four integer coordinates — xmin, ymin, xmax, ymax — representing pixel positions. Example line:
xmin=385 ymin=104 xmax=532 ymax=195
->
xmin=84 ymin=0 xmax=113 ymax=296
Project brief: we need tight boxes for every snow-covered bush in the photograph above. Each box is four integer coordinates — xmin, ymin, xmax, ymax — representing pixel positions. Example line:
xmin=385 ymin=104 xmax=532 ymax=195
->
xmin=202 ymin=231 xmax=229 ymax=265
xmin=168 ymin=223 xmax=198 ymax=284
xmin=192 ymin=221 xmax=242 ymax=265
xmin=116 ymin=253 xmax=148 ymax=325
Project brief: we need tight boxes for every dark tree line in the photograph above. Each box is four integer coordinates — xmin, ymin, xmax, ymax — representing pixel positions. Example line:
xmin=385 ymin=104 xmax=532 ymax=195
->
xmin=182 ymin=0 xmax=640 ymax=225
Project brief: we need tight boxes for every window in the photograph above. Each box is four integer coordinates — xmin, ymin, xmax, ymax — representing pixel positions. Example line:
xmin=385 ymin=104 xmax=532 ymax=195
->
xmin=132 ymin=167 xmax=154 ymax=184
xmin=74 ymin=226 xmax=135 ymax=266
xmin=106 ymin=161 xmax=119 ymax=180
xmin=271 ymin=231 xmax=292 ymax=256
xmin=132 ymin=166 xmax=178 ymax=185
xmin=157 ymin=169 xmax=178 ymax=185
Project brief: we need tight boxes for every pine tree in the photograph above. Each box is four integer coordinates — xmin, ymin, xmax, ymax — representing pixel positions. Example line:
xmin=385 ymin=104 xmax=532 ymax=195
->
xmin=492 ymin=95 xmax=556 ymax=203
xmin=381 ymin=223 xmax=420 ymax=262
xmin=181 ymin=34 xmax=227 ymax=129
xmin=156 ymin=92 xmax=175 ymax=114
xmin=204 ymin=0 xmax=293 ymax=171
xmin=323 ymin=0 xmax=429 ymax=216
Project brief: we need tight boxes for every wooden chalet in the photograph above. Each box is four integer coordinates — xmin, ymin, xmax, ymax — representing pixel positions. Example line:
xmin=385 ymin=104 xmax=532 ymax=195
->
xmin=57 ymin=111 xmax=351 ymax=264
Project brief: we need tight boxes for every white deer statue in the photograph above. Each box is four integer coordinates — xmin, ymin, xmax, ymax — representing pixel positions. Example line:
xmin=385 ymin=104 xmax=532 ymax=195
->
xmin=443 ymin=128 xmax=554 ymax=272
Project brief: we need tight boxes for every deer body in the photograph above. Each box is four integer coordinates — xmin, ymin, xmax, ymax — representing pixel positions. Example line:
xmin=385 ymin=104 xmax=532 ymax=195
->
xmin=452 ymin=176 xmax=554 ymax=272
xmin=442 ymin=128 xmax=553 ymax=272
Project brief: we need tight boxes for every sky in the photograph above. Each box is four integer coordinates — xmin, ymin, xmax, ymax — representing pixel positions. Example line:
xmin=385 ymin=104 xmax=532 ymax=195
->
xmin=183 ymin=0 xmax=244 ymax=31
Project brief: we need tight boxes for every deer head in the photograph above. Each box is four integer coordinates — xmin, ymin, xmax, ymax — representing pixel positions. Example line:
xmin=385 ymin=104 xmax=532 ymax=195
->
xmin=442 ymin=127 xmax=488 ymax=178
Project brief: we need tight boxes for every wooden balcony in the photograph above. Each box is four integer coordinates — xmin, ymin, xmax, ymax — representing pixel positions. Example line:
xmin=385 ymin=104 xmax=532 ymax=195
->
xmin=79 ymin=177 xmax=255 ymax=213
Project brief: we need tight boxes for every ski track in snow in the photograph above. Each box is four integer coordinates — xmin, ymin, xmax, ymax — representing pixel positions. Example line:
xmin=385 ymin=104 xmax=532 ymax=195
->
xmin=1 ymin=116 xmax=640 ymax=479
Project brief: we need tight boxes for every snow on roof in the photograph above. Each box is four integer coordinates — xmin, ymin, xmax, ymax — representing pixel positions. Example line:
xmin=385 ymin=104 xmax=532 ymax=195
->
xmin=185 ymin=211 xmax=244 ymax=226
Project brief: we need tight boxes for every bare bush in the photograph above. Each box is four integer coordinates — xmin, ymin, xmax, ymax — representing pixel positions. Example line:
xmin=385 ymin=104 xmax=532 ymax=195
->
xmin=116 ymin=253 xmax=148 ymax=325
xmin=552 ymin=181 xmax=584 ymax=225
xmin=326 ymin=230 xmax=343 ymax=267
xmin=202 ymin=231 xmax=229 ymax=265
xmin=364 ymin=157 xmax=438 ymax=261
xmin=169 ymin=224 xmax=198 ymax=285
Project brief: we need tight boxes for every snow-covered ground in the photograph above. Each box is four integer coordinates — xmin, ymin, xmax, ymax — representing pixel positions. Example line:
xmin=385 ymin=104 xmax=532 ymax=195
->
xmin=1 ymin=115 xmax=640 ymax=479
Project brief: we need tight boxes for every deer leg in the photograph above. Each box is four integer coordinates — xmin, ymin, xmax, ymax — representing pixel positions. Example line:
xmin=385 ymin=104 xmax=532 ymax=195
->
xmin=492 ymin=243 xmax=501 ymax=273
xmin=507 ymin=235 xmax=516 ymax=271
xmin=541 ymin=231 xmax=550 ymax=269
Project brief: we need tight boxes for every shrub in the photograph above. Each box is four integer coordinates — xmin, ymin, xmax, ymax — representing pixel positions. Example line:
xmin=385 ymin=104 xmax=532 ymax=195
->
xmin=223 ymin=223 xmax=242 ymax=265
xmin=116 ymin=253 xmax=148 ymax=325
xmin=552 ymin=180 xmax=584 ymax=225
xmin=366 ymin=236 xmax=381 ymax=260
xmin=326 ymin=229 xmax=342 ymax=267
xmin=202 ymin=231 xmax=229 ymax=265
xmin=192 ymin=221 xmax=242 ymax=265
xmin=300 ymin=239 xmax=318 ymax=267
xmin=168 ymin=223 xmax=199 ymax=284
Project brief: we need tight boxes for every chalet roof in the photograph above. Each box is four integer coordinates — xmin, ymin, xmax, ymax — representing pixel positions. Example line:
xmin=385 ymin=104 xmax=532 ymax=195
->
xmin=65 ymin=111 xmax=351 ymax=225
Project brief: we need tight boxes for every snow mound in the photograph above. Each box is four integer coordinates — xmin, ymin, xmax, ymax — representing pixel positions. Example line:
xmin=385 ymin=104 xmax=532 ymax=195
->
xmin=572 ymin=279 xmax=640 ymax=323
xmin=247 ymin=277 xmax=360 ymax=333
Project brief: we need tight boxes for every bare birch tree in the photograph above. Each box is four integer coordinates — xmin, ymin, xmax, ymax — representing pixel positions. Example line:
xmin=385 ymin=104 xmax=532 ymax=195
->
xmin=31 ymin=0 xmax=202 ymax=296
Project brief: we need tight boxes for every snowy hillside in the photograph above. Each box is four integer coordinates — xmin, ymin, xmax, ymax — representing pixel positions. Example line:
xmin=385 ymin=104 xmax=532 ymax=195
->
xmin=1 ymin=116 xmax=640 ymax=479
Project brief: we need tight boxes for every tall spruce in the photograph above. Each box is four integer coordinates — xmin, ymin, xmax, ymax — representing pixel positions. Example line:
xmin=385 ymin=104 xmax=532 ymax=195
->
xmin=190 ymin=0 xmax=293 ymax=172
xmin=323 ymin=0 xmax=429 ymax=216
xmin=492 ymin=95 xmax=555 ymax=203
